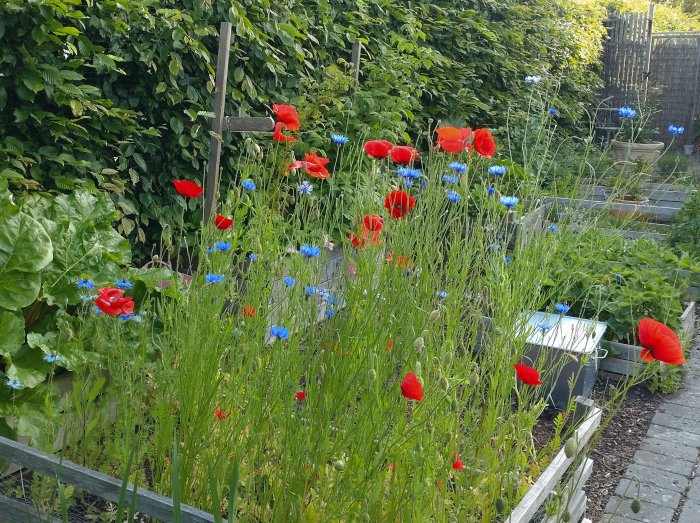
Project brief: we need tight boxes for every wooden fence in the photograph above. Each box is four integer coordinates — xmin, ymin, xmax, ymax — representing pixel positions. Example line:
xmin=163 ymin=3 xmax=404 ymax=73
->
xmin=599 ymin=6 xmax=700 ymax=148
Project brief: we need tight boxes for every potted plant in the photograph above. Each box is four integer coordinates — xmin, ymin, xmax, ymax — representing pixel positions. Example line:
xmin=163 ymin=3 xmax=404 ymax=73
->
xmin=610 ymin=91 xmax=664 ymax=162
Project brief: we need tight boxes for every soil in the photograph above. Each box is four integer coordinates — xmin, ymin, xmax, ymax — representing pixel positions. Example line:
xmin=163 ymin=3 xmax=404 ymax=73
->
xmin=584 ymin=379 xmax=663 ymax=522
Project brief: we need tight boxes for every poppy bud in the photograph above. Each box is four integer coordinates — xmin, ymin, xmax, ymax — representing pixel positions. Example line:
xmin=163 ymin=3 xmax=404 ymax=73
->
xmin=333 ymin=460 xmax=345 ymax=472
xmin=451 ymin=397 xmax=459 ymax=411
xmin=495 ymin=497 xmax=505 ymax=513
xmin=368 ymin=368 xmax=377 ymax=381
xmin=564 ymin=438 xmax=578 ymax=459
xmin=562 ymin=511 xmax=571 ymax=522
xmin=429 ymin=309 xmax=441 ymax=323
xmin=65 ymin=327 xmax=74 ymax=339
xmin=631 ymin=499 xmax=641 ymax=513
xmin=469 ymin=371 xmax=480 ymax=386
xmin=440 ymin=376 xmax=449 ymax=391
xmin=432 ymin=357 xmax=441 ymax=367
xmin=241 ymin=193 xmax=250 ymax=204
xmin=413 ymin=336 xmax=425 ymax=351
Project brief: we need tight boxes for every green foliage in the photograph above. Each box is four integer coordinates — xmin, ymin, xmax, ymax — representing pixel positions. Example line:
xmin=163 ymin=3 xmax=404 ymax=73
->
xmin=667 ymin=190 xmax=700 ymax=260
xmin=0 ymin=179 xmax=131 ymax=445
xmin=1 ymin=0 xmax=607 ymax=262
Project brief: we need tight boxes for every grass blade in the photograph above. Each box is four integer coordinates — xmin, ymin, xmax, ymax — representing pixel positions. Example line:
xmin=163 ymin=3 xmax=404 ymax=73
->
xmin=115 ymin=442 xmax=136 ymax=522
xmin=172 ymin=435 xmax=181 ymax=523
xmin=207 ymin=460 xmax=223 ymax=523
xmin=127 ymin=470 xmax=140 ymax=521
xmin=227 ymin=460 xmax=239 ymax=523
xmin=57 ymin=480 xmax=68 ymax=523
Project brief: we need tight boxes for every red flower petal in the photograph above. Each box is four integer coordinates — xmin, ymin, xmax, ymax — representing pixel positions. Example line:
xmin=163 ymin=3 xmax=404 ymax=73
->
xmin=384 ymin=190 xmax=416 ymax=219
xmin=242 ymin=305 xmax=256 ymax=317
xmin=94 ymin=287 xmax=135 ymax=316
xmin=400 ymin=371 xmax=424 ymax=401
xmin=472 ymin=128 xmax=497 ymax=158
xmin=514 ymin=363 xmax=542 ymax=386
xmin=173 ymin=179 xmax=204 ymax=198
xmin=452 ymin=457 xmax=465 ymax=470
xmin=389 ymin=145 xmax=419 ymax=165
xmin=438 ymin=139 xmax=469 ymax=153
xmin=273 ymin=122 xmax=297 ymax=143
xmin=436 ymin=127 xmax=471 ymax=141
xmin=348 ymin=231 xmax=361 ymax=248
xmin=214 ymin=215 xmax=233 ymax=230
xmin=272 ymin=104 xmax=300 ymax=131
xmin=363 ymin=140 xmax=394 ymax=159
xmin=362 ymin=214 xmax=384 ymax=232
xmin=638 ymin=318 xmax=685 ymax=365
xmin=295 ymin=391 xmax=307 ymax=401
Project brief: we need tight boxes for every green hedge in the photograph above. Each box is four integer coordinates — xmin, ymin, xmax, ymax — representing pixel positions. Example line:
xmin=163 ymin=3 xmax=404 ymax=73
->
xmin=0 ymin=0 xmax=606 ymax=262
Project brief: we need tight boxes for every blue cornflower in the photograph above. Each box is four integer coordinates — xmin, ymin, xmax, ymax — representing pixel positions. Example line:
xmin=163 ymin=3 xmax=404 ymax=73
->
xmin=206 ymin=273 xmax=224 ymax=284
xmin=130 ymin=315 xmax=142 ymax=322
xmin=614 ymin=273 xmax=624 ymax=282
xmin=397 ymin=167 xmax=421 ymax=180
xmin=270 ymin=325 xmax=290 ymax=340
xmin=668 ymin=125 xmax=685 ymax=135
xmin=43 ymin=353 xmax=63 ymax=363
xmin=215 ymin=241 xmax=231 ymax=252
xmin=242 ymin=179 xmax=256 ymax=191
xmin=449 ymin=162 xmax=467 ymax=173
xmin=305 ymin=285 xmax=316 ymax=296
xmin=487 ymin=187 xmax=495 ymax=196
xmin=505 ymin=256 xmax=512 ymax=263
xmin=116 ymin=280 xmax=132 ymax=289
xmin=248 ymin=253 xmax=258 ymax=261
xmin=524 ymin=75 xmax=542 ymax=84
xmin=446 ymin=190 xmax=461 ymax=203
xmin=298 ymin=181 xmax=314 ymax=195
xmin=76 ymin=279 xmax=94 ymax=289
xmin=404 ymin=180 xmax=414 ymax=188
xmin=618 ymin=106 xmax=637 ymax=118
xmin=488 ymin=165 xmax=507 ymax=176
xmin=548 ymin=108 xmax=558 ymax=116
xmin=442 ymin=174 xmax=459 ymax=185
xmin=207 ymin=247 xmax=214 ymax=254
xmin=556 ymin=211 xmax=565 ymax=218
xmin=499 ymin=196 xmax=519 ymax=209
xmin=536 ymin=321 xmax=554 ymax=332
xmin=437 ymin=290 xmax=447 ymax=299
xmin=120 ymin=313 xmax=133 ymax=321
xmin=6 ymin=379 xmax=21 ymax=390
xmin=555 ymin=303 xmax=570 ymax=314
xmin=80 ymin=294 xmax=94 ymax=301
xmin=331 ymin=134 xmax=349 ymax=144
xmin=300 ymin=244 xmax=321 ymax=258
xmin=283 ymin=276 xmax=295 ymax=287
xmin=316 ymin=288 xmax=330 ymax=300
xmin=547 ymin=225 xmax=558 ymax=232
xmin=94 ymin=307 xmax=103 ymax=314
xmin=489 ymin=242 xmax=500 ymax=250
xmin=325 ymin=309 xmax=335 ymax=319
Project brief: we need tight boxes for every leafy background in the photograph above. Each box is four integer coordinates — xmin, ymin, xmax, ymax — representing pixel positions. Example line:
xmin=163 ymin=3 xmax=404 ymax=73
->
xmin=1 ymin=0 xmax=607 ymax=263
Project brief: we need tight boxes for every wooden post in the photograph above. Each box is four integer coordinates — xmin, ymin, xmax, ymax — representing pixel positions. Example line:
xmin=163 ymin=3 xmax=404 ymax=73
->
xmin=351 ymin=40 xmax=362 ymax=83
xmin=204 ymin=22 xmax=233 ymax=224
xmin=643 ymin=3 xmax=655 ymax=97
xmin=688 ymin=36 xmax=700 ymax=147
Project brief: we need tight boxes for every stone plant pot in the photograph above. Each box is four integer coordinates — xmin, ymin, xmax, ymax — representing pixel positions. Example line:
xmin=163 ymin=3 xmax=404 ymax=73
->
xmin=610 ymin=140 xmax=664 ymax=162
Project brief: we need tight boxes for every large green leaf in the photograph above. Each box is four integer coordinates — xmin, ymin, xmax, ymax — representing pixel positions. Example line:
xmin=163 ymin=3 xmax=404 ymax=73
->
xmin=0 ymin=309 xmax=24 ymax=355
xmin=0 ymin=202 xmax=53 ymax=274
xmin=0 ymin=270 xmax=41 ymax=310
xmin=5 ymin=345 xmax=50 ymax=389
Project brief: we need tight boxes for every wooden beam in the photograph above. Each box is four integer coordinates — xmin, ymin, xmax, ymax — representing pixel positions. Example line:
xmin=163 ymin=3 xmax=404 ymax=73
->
xmin=0 ymin=493 xmax=62 ymax=523
xmin=351 ymin=40 xmax=361 ymax=83
xmin=0 ymin=436 xmax=215 ymax=523
xmin=204 ymin=22 xmax=233 ymax=224
xmin=224 ymin=116 xmax=275 ymax=132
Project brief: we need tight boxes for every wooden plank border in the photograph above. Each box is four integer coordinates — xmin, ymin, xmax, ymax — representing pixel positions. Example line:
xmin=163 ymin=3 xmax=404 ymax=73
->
xmin=0 ymin=436 xmax=215 ymax=523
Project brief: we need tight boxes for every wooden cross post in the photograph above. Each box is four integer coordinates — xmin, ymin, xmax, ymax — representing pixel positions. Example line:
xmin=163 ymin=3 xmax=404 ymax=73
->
xmin=204 ymin=22 xmax=275 ymax=223
xmin=351 ymin=40 xmax=362 ymax=84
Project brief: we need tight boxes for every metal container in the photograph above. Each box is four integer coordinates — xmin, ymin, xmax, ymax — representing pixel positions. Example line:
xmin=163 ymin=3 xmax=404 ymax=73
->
xmin=519 ymin=312 xmax=607 ymax=409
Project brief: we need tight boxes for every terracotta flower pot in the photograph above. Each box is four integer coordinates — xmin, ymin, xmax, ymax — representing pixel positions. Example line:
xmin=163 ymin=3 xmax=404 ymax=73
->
xmin=610 ymin=140 xmax=664 ymax=162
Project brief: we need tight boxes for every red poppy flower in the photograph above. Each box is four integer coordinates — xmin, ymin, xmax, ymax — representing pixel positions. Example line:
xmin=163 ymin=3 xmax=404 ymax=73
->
xmin=214 ymin=215 xmax=233 ymax=230
xmin=400 ymin=371 xmax=424 ymax=401
xmin=514 ymin=363 xmax=542 ymax=386
xmin=349 ymin=214 xmax=384 ymax=248
xmin=436 ymin=127 xmax=472 ymax=153
xmin=295 ymin=391 xmax=307 ymax=401
xmin=173 ymin=180 xmax=204 ymax=198
xmin=638 ymin=318 xmax=685 ymax=365
xmin=289 ymin=152 xmax=331 ymax=179
xmin=214 ymin=408 xmax=230 ymax=420
xmin=364 ymin=140 xmax=394 ymax=159
xmin=272 ymin=104 xmax=300 ymax=131
xmin=242 ymin=305 xmax=256 ymax=317
xmin=273 ymin=122 xmax=297 ymax=143
xmin=390 ymin=145 xmax=419 ymax=165
xmin=452 ymin=457 xmax=465 ymax=470
xmin=385 ymin=252 xmax=393 ymax=264
xmin=384 ymin=190 xmax=416 ymax=219
xmin=94 ymin=287 xmax=135 ymax=316
xmin=363 ymin=214 xmax=384 ymax=232
xmin=387 ymin=338 xmax=393 ymax=352
xmin=473 ymin=128 xmax=497 ymax=158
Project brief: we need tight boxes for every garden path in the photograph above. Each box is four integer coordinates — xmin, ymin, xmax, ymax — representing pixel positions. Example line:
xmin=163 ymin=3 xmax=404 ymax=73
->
xmin=601 ymin=333 xmax=700 ymax=523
